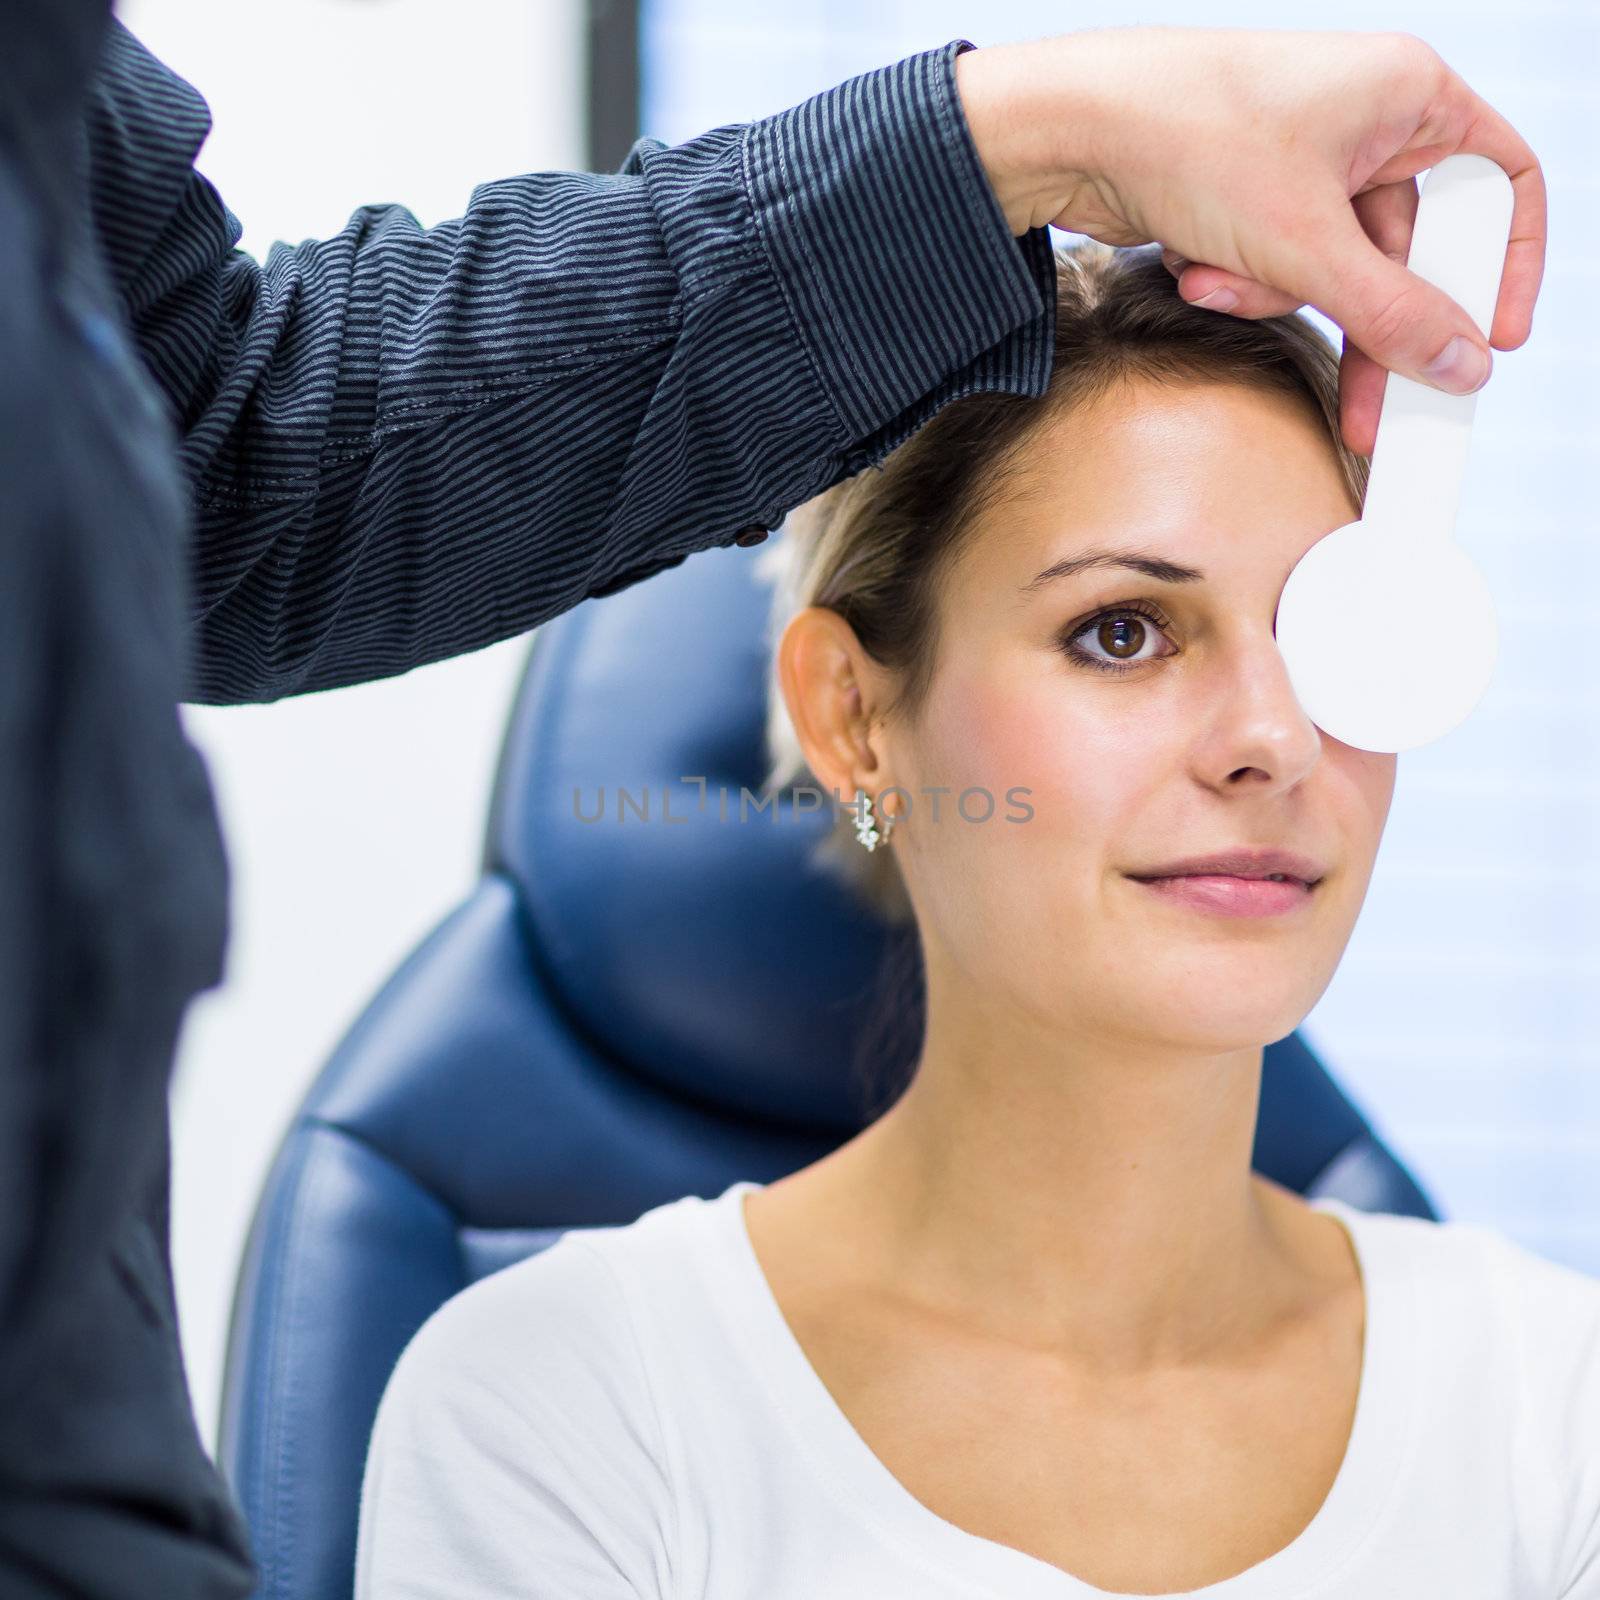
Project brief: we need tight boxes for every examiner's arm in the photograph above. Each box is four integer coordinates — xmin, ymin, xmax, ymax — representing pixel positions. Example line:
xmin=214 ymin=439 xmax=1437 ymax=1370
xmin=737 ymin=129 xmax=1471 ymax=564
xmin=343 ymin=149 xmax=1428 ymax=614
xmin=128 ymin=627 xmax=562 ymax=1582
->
xmin=86 ymin=23 xmax=1056 ymax=706
xmin=87 ymin=24 xmax=1544 ymax=708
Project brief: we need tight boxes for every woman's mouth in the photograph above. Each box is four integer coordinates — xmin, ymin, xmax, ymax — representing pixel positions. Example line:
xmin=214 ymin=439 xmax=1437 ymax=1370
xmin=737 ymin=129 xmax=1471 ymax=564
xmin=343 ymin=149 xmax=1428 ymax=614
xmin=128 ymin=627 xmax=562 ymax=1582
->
xmin=1126 ymin=872 xmax=1317 ymax=918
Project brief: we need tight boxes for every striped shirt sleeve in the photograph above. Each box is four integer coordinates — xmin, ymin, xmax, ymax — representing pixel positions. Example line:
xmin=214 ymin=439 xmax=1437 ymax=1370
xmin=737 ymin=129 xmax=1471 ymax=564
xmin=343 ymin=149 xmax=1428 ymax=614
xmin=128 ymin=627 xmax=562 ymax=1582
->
xmin=86 ymin=23 xmax=1057 ymax=706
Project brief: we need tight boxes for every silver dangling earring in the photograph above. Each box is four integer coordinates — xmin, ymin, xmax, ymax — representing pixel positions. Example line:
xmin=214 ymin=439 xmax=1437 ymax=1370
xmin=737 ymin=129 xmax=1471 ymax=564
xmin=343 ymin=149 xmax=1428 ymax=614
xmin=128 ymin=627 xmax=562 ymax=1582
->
xmin=852 ymin=787 xmax=895 ymax=852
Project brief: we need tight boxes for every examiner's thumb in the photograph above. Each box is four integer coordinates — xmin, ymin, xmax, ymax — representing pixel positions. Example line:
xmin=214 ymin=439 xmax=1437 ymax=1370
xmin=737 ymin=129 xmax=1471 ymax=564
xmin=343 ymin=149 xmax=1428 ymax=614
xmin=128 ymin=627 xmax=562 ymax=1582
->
xmin=1297 ymin=207 xmax=1494 ymax=397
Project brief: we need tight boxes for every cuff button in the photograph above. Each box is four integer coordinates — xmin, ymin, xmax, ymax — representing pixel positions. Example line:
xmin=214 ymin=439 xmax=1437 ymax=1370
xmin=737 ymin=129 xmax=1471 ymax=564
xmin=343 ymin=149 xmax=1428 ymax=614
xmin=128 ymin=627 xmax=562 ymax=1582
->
xmin=734 ymin=525 xmax=770 ymax=547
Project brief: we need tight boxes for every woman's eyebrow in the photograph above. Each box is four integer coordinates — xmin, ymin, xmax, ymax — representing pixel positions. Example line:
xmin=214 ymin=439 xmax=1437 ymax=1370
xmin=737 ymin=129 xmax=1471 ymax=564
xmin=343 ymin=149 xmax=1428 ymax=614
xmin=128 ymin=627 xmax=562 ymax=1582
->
xmin=1019 ymin=546 xmax=1207 ymax=595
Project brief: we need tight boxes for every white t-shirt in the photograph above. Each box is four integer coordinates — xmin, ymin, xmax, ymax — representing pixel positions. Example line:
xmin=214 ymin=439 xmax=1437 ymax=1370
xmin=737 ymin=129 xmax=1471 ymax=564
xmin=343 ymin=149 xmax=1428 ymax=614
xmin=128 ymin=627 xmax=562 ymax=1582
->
xmin=355 ymin=1178 xmax=1600 ymax=1599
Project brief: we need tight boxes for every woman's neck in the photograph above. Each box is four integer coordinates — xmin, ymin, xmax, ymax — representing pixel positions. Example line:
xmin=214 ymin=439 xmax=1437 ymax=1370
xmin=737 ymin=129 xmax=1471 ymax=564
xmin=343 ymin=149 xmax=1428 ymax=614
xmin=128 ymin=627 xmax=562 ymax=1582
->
xmin=784 ymin=1038 xmax=1332 ymax=1373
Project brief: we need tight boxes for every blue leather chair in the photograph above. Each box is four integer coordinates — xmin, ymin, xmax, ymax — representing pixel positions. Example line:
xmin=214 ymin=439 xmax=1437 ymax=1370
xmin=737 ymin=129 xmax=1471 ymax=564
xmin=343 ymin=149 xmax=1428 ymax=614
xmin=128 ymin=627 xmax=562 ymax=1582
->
xmin=216 ymin=539 xmax=1439 ymax=1600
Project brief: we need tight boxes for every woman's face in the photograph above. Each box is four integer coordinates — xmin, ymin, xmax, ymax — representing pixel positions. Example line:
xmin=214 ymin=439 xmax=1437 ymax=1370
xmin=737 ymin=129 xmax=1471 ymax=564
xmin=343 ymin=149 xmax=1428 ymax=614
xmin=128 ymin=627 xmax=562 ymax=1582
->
xmin=883 ymin=377 xmax=1396 ymax=1054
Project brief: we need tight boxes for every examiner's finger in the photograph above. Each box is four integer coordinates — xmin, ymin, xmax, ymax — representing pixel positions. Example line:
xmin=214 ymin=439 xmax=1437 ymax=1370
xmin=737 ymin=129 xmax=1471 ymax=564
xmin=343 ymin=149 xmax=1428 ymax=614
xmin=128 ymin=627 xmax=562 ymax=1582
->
xmin=1443 ymin=73 xmax=1547 ymax=349
xmin=1333 ymin=127 xmax=1534 ymax=447
xmin=1160 ymin=249 xmax=1303 ymax=319
xmin=1350 ymin=178 xmax=1420 ymax=267
xmin=1337 ymin=335 xmax=1388 ymax=460
xmin=1332 ymin=182 xmax=1421 ymax=459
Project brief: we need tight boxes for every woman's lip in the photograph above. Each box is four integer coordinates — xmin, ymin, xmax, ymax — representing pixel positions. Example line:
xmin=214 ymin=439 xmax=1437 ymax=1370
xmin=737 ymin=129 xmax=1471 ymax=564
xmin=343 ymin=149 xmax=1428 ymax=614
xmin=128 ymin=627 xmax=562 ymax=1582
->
xmin=1127 ymin=873 xmax=1317 ymax=918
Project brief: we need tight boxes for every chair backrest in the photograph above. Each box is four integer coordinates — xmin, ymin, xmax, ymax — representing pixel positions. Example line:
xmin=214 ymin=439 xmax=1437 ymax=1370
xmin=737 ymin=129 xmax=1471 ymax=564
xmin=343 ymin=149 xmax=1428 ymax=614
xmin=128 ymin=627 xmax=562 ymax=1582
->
xmin=216 ymin=540 xmax=1438 ymax=1600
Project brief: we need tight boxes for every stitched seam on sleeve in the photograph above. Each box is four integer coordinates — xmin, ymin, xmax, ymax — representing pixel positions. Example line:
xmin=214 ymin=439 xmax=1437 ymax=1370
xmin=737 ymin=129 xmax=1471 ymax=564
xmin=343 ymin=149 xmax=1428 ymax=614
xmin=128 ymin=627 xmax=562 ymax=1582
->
xmin=931 ymin=41 xmax=1018 ymax=294
xmin=1488 ymin=1228 xmax=1560 ymax=1573
xmin=934 ymin=49 xmax=984 ymax=240
xmin=191 ymin=336 xmax=676 ymax=505
xmin=346 ymin=258 xmax=746 ymax=433
xmin=192 ymin=237 xmax=788 ymax=508
xmin=363 ymin=327 xmax=679 ymax=424
xmin=565 ymin=1236 xmax=685 ymax=1600
xmin=739 ymin=121 xmax=849 ymax=443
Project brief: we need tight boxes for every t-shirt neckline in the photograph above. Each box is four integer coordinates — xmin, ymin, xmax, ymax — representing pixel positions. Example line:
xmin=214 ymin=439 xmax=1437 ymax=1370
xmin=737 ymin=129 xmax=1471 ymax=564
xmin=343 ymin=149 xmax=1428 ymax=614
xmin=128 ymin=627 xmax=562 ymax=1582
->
xmin=702 ymin=1177 xmax=1419 ymax=1600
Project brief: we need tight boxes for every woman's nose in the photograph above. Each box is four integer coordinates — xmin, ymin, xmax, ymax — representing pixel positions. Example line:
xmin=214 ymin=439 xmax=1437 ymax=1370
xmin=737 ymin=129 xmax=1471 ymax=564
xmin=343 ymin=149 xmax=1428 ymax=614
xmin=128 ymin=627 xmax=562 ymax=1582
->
xmin=1202 ymin=628 xmax=1325 ymax=785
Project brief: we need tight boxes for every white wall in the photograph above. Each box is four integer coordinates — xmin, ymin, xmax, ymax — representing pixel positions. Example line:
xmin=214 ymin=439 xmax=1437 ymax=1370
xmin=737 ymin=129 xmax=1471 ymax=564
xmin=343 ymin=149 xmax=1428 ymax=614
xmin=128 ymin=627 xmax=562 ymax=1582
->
xmin=113 ymin=0 xmax=587 ymax=1451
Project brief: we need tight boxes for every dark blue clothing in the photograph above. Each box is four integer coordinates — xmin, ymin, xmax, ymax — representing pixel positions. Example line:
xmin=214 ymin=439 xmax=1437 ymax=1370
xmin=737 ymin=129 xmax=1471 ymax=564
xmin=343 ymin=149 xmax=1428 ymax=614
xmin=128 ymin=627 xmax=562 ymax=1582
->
xmin=0 ymin=4 xmax=1055 ymax=1594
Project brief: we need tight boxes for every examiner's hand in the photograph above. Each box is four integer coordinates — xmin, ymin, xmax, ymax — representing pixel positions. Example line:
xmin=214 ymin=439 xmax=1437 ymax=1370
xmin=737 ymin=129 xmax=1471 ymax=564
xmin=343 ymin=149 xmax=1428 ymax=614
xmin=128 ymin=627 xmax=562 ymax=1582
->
xmin=954 ymin=27 xmax=1546 ymax=457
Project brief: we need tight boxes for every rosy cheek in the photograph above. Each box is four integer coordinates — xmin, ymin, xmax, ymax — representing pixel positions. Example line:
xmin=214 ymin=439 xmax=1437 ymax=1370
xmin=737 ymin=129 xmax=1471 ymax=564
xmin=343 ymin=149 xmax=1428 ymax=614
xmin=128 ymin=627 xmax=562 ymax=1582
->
xmin=927 ymin=670 xmax=1131 ymax=829
xmin=1031 ymin=714 xmax=1144 ymax=832
xmin=922 ymin=671 xmax=1031 ymax=793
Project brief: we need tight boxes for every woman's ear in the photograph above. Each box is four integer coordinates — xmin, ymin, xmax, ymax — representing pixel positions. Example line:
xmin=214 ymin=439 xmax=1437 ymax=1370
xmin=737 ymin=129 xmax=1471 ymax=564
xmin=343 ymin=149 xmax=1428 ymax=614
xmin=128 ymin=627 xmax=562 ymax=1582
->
xmin=776 ymin=606 xmax=896 ymax=806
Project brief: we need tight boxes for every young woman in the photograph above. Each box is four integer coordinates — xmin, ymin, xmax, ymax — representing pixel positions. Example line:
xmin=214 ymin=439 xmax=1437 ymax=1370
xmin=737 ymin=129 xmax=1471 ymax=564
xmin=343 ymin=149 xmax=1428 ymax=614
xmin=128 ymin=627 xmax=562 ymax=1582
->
xmin=354 ymin=242 xmax=1599 ymax=1600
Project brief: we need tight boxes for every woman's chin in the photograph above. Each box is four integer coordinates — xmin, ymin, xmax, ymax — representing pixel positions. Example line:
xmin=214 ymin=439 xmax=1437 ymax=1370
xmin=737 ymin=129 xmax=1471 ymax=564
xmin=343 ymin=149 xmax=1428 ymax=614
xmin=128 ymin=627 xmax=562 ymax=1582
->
xmin=1090 ymin=983 xmax=1316 ymax=1057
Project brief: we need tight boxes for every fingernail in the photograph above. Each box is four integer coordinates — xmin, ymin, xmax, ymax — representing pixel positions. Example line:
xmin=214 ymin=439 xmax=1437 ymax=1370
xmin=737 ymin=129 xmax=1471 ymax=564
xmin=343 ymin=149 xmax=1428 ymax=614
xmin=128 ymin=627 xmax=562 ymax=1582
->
xmin=1421 ymin=334 xmax=1490 ymax=394
xmin=1190 ymin=287 xmax=1238 ymax=312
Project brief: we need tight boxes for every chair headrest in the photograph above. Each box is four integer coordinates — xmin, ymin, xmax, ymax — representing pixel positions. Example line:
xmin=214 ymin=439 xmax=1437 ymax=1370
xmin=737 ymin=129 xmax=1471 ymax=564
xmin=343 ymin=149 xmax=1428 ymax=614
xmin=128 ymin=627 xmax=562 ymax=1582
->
xmin=486 ymin=542 xmax=894 ymax=1129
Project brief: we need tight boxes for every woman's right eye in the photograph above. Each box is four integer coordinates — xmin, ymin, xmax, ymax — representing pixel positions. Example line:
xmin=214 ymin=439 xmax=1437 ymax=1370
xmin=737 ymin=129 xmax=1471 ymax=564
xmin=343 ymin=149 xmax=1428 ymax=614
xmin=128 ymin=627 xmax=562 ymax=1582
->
xmin=1058 ymin=602 xmax=1178 ymax=675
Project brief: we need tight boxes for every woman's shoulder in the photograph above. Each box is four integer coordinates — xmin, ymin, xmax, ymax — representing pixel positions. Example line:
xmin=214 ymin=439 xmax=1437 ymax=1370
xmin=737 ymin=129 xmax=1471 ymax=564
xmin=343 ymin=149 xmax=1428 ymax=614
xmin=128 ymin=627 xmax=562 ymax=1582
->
xmin=357 ymin=1210 xmax=700 ymax=1600
xmin=394 ymin=1192 xmax=712 ymax=1387
xmin=364 ymin=1202 xmax=712 ymax=1522
xmin=1347 ymin=1204 xmax=1600 ymax=1443
xmin=1360 ymin=1204 xmax=1599 ymax=1314
xmin=1474 ymin=1224 xmax=1600 ymax=1440
xmin=1346 ymin=1202 xmax=1600 ymax=1319
xmin=404 ymin=1228 xmax=632 ymax=1369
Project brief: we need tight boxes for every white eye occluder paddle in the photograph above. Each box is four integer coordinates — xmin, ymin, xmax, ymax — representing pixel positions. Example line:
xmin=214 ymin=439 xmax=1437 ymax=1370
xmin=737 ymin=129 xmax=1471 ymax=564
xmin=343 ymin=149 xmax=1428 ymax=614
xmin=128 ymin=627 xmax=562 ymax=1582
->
xmin=1274 ymin=154 xmax=1516 ymax=754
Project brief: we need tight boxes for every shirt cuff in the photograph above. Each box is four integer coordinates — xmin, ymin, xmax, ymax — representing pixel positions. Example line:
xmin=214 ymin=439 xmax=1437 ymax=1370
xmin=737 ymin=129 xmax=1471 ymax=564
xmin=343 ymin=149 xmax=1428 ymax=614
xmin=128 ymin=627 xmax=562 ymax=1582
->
xmin=741 ymin=38 xmax=1057 ymax=471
